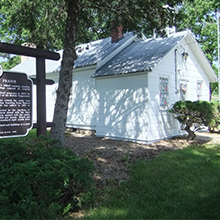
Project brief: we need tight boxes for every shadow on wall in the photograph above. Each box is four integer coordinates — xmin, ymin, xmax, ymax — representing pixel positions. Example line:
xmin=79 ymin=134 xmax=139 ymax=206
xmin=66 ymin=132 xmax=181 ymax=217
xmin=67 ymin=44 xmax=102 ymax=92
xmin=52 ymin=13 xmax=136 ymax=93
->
xmin=49 ymin=74 xmax=179 ymax=143
xmin=97 ymin=83 xmax=149 ymax=142
xmin=67 ymin=74 xmax=98 ymax=129
xmin=97 ymin=87 xmax=179 ymax=143
xmin=147 ymin=107 xmax=180 ymax=141
xmin=66 ymin=71 xmax=179 ymax=143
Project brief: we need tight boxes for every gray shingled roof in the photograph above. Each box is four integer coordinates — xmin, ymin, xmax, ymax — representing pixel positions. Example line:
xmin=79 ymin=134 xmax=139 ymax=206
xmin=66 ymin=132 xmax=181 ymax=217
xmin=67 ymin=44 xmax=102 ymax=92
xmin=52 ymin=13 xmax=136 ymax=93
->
xmin=93 ymin=31 xmax=187 ymax=77
xmin=11 ymin=32 xmax=135 ymax=76
xmin=10 ymin=30 xmax=217 ymax=83
xmin=75 ymin=32 xmax=134 ymax=68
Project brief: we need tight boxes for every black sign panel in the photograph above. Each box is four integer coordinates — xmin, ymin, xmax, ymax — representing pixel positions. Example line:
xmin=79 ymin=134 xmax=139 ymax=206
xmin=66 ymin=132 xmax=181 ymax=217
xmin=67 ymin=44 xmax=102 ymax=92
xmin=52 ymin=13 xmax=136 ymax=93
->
xmin=0 ymin=71 xmax=32 ymax=137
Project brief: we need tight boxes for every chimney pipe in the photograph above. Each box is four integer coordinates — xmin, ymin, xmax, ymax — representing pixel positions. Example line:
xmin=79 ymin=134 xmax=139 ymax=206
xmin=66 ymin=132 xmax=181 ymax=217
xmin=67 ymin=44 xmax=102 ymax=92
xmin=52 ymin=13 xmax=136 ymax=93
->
xmin=21 ymin=42 xmax=36 ymax=62
xmin=111 ymin=21 xmax=124 ymax=43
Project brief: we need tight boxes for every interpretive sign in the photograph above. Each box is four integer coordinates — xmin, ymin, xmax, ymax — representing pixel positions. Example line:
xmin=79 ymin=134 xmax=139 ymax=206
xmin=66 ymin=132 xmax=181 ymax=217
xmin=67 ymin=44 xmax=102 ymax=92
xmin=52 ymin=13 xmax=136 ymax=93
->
xmin=0 ymin=71 xmax=32 ymax=137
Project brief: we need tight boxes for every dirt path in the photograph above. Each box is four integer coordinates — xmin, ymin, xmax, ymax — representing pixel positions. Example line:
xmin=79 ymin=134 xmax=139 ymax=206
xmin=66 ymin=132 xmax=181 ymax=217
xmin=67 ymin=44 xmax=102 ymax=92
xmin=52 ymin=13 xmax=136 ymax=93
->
xmin=65 ymin=131 xmax=220 ymax=190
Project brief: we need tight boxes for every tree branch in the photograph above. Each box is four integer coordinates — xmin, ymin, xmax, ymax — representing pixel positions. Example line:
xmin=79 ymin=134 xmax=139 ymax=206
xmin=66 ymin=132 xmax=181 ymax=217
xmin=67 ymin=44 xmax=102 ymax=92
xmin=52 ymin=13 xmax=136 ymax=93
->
xmin=80 ymin=0 xmax=125 ymax=15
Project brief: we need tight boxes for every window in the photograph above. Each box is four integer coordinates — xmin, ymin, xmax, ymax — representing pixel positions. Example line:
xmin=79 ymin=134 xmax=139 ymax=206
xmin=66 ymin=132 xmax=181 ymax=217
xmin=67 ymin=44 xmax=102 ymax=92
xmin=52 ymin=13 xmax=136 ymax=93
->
xmin=197 ymin=81 xmax=202 ymax=100
xmin=159 ymin=77 xmax=169 ymax=109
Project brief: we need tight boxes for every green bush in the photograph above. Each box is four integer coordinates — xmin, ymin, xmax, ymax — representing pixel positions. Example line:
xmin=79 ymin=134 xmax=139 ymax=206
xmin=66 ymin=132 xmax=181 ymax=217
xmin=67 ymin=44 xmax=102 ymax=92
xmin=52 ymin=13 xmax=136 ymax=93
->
xmin=169 ymin=100 xmax=220 ymax=139
xmin=0 ymin=135 xmax=95 ymax=219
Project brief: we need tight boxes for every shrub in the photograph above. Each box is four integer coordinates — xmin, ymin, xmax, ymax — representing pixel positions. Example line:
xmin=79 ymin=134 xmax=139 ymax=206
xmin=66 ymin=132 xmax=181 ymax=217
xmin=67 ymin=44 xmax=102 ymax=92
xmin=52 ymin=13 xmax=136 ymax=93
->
xmin=169 ymin=100 xmax=220 ymax=140
xmin=0 ymin=135 xmax=95 ymax=219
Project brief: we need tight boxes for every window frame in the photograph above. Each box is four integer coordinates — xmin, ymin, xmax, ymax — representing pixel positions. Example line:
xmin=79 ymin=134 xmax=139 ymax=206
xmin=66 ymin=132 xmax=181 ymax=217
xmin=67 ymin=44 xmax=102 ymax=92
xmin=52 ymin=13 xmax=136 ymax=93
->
xmin=197 ymin=80 xmax=203 ymax=100
xmin=159 ymin=76 xmax=169 ymax=110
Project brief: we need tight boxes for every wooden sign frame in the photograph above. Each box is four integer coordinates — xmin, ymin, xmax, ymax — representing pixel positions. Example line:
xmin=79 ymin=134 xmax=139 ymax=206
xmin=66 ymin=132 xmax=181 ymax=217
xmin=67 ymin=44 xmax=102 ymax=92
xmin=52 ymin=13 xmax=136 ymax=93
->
xmin=0 ymin=42 xmax=60 ymax=137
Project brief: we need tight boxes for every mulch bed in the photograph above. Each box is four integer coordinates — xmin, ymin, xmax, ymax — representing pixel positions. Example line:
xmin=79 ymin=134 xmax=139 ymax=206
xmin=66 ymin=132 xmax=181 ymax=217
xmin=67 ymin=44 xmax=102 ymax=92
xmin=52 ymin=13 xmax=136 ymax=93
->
xmin=65 ymin=132 xmax=212 ymax=189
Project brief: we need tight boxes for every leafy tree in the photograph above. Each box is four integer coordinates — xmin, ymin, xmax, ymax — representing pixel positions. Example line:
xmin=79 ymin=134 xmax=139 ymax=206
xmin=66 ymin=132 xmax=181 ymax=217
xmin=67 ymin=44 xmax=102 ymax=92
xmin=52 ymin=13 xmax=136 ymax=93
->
xmin=175 ymin=0 xmax=220 ymax=98
xmin=0 ymin=0 xmax=185 ymax=145
xmin=0 ymin=56 xmax=21 ymax=70
xmin=0 ymin=0 xmax=66 ymax=50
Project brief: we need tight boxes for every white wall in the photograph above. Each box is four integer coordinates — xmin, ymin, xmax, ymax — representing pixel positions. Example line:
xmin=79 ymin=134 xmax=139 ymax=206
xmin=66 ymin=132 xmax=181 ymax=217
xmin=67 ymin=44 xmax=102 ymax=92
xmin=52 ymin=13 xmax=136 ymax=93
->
xmin=96 ymin=73 xmax=149 ymax=142
xmin=183 ymin=46 xmax=210 ymax=101
xmin=32 ymin=66 xmax=98 ymax=129
xmin=147 ymin=39 xmax=211 ymax=142
xmin=147 ymin=49 xmax=181 ymax=142
xmin=66 ymin=66 xmax=98 ymax=130
xmin=31 ymin=74 xmax=58 ymax=123
xmin=46 ymin=74 xmax=59 ymax=122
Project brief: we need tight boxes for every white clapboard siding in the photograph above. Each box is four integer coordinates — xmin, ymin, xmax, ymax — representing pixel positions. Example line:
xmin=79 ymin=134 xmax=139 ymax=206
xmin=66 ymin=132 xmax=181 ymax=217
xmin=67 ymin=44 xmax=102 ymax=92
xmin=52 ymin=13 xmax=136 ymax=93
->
xmin=31 ymin=74 xmax=58 ymax=123
xmin=147 ymin=48 xmax=181 ymax=142
xmin=96 ymin=73 xmax=149 ymax=142
xmin=45 ymin=74 xmax=59 ymax=122
xmin=184 ymin=46 xmax=210 ymax=101
xmin=146 ymin=38 xmax=211 ymax=142
xmin=66 ymin=66 xmax=98 ymax=130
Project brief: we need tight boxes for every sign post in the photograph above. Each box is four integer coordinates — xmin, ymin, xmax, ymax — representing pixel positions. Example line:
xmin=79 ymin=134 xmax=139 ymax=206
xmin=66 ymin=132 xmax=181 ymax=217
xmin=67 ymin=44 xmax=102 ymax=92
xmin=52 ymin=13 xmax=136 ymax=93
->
xmin=0 ymin=71 xmax=32 ymax=137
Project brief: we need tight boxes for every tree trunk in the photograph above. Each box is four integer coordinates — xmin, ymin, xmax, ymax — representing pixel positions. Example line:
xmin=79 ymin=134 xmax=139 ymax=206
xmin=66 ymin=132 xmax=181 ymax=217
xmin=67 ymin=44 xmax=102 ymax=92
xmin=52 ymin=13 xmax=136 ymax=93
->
xmin=50 ymin=0 xmax=80 ymax=146
xmin=184 ymin=123 xmax=196 ymax=140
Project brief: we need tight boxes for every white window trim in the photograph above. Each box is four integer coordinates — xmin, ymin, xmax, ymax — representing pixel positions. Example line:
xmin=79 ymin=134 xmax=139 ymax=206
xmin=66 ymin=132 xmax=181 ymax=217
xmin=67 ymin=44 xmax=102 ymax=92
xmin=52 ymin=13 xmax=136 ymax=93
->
xmin=159 ymin=76 xmax=169 ymax=110
xmin=197 ymin=80 xmax=203 ymax=100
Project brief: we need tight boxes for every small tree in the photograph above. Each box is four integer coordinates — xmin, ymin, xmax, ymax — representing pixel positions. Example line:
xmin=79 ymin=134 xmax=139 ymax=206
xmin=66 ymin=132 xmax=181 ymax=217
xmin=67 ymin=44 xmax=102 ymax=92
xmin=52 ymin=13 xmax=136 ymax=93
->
xmin=169 ymin=100 xmax=220 ymax=140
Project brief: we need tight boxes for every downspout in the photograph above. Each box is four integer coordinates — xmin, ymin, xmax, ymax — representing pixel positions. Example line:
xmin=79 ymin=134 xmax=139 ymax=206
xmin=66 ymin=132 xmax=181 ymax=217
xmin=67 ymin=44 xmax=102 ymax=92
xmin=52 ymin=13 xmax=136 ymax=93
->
xmin=174 ymin=49 xmax=179 ymax=93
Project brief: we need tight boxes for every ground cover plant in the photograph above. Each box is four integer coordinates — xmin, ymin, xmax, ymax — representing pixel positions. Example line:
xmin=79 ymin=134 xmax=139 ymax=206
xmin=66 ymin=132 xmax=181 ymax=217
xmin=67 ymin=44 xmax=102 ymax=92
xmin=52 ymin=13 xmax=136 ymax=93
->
xmin=84 ymin=143 xmax=220 ymax=219
xmin=0 ymin=130 xmax=95 ymax=219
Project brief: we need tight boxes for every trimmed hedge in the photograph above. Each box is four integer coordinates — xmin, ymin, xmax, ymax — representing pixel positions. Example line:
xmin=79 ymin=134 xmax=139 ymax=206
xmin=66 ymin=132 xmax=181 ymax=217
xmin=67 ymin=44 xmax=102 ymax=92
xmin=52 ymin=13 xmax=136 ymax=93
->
xmin=0 ymin=135 xmax=95 ymax=219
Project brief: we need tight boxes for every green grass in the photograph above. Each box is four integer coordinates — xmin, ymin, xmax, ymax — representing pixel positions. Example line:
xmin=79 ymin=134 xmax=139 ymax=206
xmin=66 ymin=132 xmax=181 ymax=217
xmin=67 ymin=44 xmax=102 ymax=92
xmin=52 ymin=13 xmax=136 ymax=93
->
xmin=84 ymin=144 xmax=220 ymax=219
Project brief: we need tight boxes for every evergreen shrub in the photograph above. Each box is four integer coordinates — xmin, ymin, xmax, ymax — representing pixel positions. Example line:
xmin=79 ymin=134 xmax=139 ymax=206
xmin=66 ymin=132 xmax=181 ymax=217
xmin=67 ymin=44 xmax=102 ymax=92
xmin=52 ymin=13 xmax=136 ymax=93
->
xmin=0 ymin=135 xmax=95 ymax=219
xmin=169 ymin=100 xmax=220 ymax=139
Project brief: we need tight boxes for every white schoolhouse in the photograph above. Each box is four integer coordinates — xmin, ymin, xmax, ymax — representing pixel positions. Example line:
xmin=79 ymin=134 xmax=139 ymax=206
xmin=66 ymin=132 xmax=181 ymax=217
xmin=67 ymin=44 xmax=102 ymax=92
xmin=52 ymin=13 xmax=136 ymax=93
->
xmin=11 ymin=30 xmax=217 ymax=143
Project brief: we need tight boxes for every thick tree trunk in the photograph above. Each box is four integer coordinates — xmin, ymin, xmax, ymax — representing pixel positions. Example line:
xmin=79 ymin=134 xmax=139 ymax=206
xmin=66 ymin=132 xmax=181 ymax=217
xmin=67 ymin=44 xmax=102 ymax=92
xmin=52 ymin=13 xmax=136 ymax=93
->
xmin=50 ymin=0 xmax=80 ymax=146
xmin=184 ymin=123 xmax=196 ymax=140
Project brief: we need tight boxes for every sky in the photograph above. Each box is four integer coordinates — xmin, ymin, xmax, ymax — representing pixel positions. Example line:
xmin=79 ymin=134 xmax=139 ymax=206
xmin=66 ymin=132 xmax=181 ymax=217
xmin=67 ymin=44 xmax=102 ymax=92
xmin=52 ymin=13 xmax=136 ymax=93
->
xmin=0 ymin=57 xmax=6 ymax=63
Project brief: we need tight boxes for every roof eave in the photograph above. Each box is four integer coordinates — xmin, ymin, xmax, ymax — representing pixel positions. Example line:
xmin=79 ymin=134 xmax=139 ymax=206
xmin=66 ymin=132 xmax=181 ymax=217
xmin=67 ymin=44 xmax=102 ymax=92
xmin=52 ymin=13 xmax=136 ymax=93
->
xmin=186 ymin=31 xmax=217 ymax=83
xmin=92 ymin=68 xmax=152 ymax=78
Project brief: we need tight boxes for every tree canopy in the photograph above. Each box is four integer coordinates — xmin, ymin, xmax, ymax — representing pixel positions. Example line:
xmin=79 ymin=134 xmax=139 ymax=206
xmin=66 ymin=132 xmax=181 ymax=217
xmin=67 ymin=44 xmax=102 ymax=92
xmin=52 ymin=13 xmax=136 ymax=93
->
xmin=176 ymin=0 xmax=220 ymax=66
xmin=0 ymin=56 xmax=20 ymax=70
xmin=175 ymin=0 xmax=220 ymax=96
xmin=0 ymin=0 xmax=184 ymax=48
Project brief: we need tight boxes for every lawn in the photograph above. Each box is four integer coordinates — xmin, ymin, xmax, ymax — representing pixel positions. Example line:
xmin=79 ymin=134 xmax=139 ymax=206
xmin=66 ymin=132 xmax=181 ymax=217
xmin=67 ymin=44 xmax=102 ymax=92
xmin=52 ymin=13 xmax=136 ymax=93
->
xmin=83 ymin=143 xmax=220 ymax=219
